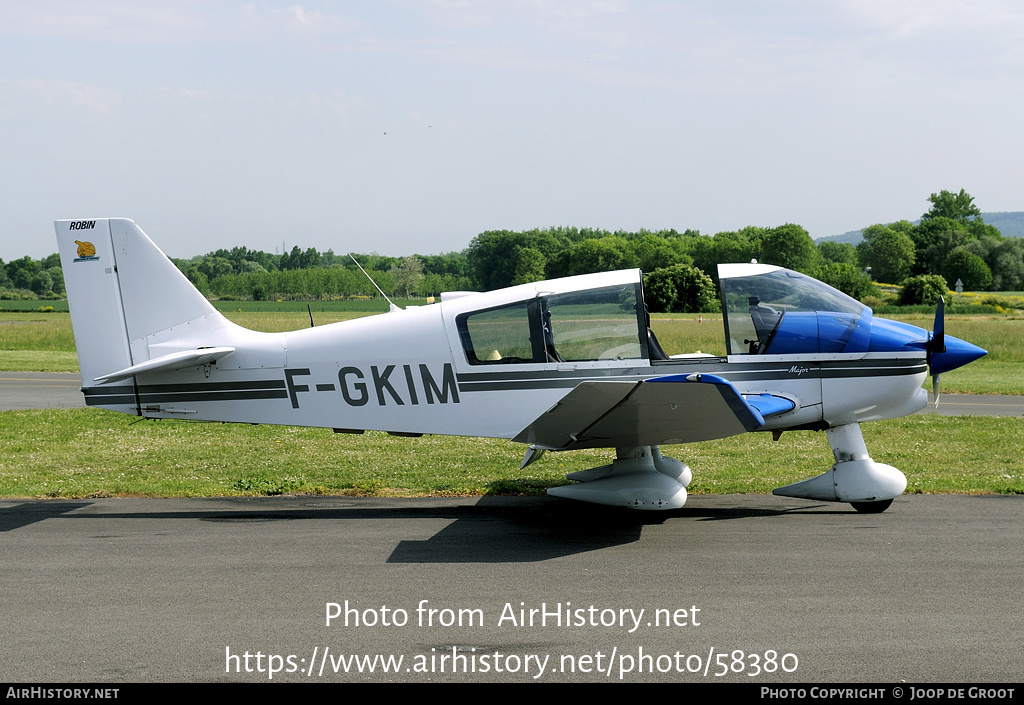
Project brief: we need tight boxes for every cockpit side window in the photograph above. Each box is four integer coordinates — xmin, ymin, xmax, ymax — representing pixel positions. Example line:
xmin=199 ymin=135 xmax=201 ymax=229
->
xmin=457 ymin=300 xmax=542 ymax=364
xmin=457 ymin=283 xmax=648 ymax=365
xmin=544 ymin=284 xmax=646 ymax=362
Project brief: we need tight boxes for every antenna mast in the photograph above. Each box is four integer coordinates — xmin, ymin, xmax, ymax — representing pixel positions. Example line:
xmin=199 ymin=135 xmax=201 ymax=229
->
xmin=348 ymin=254 xmax=400 ymax=312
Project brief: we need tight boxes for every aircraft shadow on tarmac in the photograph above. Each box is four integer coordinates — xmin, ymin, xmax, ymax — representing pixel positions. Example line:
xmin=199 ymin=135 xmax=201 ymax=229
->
xmin=0 ymin=496 xmax=848 ymax=562
xmin=0 ymin=501 xmax=92 ymax=532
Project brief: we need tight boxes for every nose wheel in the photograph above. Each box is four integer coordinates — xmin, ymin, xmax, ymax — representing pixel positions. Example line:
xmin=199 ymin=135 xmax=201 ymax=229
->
xmin=850 ymin=499 xmax=893 ymax=514
xmin=773 ymin=423 xmax=906 ymax=510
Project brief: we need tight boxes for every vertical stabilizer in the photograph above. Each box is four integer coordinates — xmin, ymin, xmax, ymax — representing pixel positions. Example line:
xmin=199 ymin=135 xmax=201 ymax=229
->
xmin=55 ymin=218 xmax=222 ymax=402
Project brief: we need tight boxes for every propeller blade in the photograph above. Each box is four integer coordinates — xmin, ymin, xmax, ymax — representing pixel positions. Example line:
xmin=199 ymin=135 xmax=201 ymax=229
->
xmin=929 ymin=296 xmax=946 ymax=356
xmin=926 ymin=297 xmax=946 ymax=401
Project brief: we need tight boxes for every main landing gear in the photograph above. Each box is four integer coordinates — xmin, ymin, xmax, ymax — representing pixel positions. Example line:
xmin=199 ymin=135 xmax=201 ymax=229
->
xmin=546 ymin=445 xmax=692 ymax=510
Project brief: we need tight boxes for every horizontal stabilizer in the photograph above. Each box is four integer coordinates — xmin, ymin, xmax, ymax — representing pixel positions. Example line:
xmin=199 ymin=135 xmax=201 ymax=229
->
xmin=514 ymin=373 xmax=764 ymax=450
xmin=94 ymin=347 xmax=236 ymax=383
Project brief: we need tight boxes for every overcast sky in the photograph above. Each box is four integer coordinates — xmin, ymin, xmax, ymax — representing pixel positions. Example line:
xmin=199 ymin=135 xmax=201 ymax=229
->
xmin=2 ymin=0 xmax=1023 ymax=261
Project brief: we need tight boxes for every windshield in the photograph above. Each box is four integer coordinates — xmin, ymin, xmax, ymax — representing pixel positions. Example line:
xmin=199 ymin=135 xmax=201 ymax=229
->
xmin=720 ymin=268 xmax=870 ymax=355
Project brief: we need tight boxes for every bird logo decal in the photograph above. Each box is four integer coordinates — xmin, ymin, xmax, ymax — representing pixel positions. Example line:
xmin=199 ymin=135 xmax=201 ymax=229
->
xmin=73 ymin=240 xmax=100 ymax=262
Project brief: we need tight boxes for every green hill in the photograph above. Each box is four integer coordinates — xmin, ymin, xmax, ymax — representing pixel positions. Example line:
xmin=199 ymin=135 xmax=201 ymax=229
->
xmin=816 ymin=212 xmax=1024 ymax=245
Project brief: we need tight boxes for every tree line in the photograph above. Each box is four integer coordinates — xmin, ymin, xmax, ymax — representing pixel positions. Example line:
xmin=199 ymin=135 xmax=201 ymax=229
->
xmin=173 ymin=223 xmax=846 ymax=311
xmin=4 ymin=189 xmax=1021 ymax=312
xmin=175 ymin=246 xmax=471 ymax=302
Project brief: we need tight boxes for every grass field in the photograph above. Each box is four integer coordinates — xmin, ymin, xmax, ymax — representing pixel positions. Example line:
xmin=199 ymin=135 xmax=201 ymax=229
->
xmin=1 ymin=408 xmax=1020 ymax=499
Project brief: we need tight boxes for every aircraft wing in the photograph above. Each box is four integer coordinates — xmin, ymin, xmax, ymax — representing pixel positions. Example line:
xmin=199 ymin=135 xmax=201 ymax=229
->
xmin=513 ymin=373 xmax=794 ymax=451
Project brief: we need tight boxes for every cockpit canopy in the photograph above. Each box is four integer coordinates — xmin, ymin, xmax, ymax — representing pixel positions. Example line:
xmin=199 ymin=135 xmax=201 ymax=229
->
xmin=719 ymin=263 xmax=872 ymax=356
xmin=448 ymin=264 xmax=875 ymax=367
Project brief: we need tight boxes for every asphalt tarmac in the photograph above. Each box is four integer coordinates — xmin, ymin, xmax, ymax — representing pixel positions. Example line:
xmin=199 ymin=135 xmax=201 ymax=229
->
xmin=0 ymin=372 xmax=86 ymax=410
xmin=1 ymin=494 xmax=1021 ymax=683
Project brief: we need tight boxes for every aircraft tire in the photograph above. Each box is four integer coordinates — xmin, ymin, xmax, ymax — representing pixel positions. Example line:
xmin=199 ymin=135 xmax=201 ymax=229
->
xmin=850 ymin=499 xmax=893 ymax=514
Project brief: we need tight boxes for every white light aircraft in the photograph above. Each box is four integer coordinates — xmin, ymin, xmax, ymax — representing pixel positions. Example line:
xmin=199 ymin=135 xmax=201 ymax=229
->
xmin=56 ymin=219 xmax=986 ymax=512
